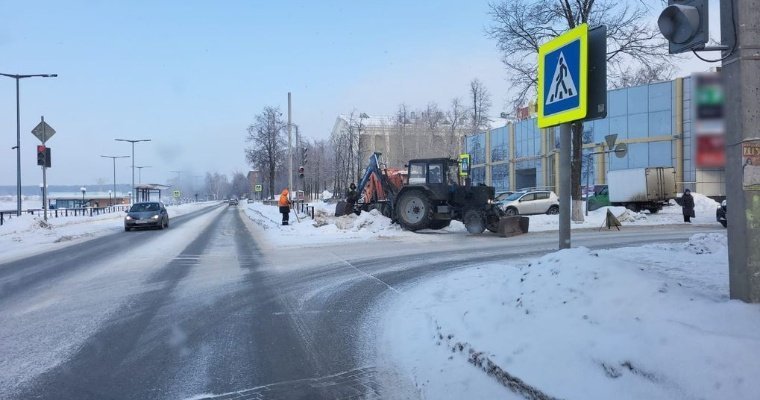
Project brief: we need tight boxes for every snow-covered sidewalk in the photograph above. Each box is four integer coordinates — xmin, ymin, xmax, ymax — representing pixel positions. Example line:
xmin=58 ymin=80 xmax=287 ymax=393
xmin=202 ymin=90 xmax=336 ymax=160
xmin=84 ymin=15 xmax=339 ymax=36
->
xmin=244 ymin=193 xmax=723 ymax=248
xmin=375 ymin=232 xmax=760 ymax=400
xmin=0 ymin=201 xmax=220 ymax=263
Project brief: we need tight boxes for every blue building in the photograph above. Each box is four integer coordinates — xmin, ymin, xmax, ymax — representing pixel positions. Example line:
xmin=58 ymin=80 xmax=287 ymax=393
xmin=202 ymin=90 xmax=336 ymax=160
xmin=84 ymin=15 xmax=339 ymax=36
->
xmin=466 ymin=76 xmax=725 ymax=197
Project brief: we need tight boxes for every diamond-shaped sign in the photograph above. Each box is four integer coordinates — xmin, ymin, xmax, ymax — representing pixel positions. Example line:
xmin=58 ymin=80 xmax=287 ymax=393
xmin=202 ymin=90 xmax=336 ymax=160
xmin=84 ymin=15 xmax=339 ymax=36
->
xmin=32 ymin=120 xmax=56 ymax=143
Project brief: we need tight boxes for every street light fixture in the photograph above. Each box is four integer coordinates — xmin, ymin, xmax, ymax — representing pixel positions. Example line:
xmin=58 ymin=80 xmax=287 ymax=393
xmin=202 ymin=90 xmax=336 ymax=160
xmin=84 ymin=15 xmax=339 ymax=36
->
xmin=0 ymin=72 xmax=58 ymax=216
xmin=80 ymin=186 xmax=87 ymax=208
xmin=115 ymin=138 xmax=151 ymax=204
xmin=101 ymin=155 xmax=129 ymax=207
xmin=136 ymin=165 xmax=151 ymax=184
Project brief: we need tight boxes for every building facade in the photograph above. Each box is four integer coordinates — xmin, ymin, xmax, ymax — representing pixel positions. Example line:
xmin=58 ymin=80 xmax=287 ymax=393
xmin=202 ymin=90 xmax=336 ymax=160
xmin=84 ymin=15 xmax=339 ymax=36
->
xmin=466 ymin=76 xmax=725 ymax=197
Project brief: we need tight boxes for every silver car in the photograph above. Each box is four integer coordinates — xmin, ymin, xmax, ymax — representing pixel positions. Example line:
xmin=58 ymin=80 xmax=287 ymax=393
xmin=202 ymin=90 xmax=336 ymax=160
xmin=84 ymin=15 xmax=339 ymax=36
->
xmin=124 ymin=202 xmax=169 ymax=231
xmin=500 ymin=190 xmax=560 ymax=216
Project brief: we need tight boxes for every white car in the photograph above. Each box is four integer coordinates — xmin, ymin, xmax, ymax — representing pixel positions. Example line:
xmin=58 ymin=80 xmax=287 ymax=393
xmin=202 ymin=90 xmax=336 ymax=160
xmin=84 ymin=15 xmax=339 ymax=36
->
xmin=500 ymin=190 xmax=559 ymax=216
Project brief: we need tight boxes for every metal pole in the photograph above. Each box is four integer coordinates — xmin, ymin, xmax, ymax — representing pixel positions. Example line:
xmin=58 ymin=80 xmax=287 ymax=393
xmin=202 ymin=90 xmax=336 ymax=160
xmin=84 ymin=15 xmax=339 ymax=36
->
xmin=15 ymin=78 xmax=21 ymax=216
xmin=113 ymin=158 xmax=117 ymax=205
xmin=41 ymin=117 xmax=48 ymax=221
xmin=723 ymin=0 xmax=760 ymax=302
xmin=131 ymin=143 xmax=135 ymax=204
xmin=559 ymin=123 xmax=571 ymax=249
xmin=585 ymin=154 xmax=590 ymax=217
xmin=288 ymin=92 xmax=293 ymax=193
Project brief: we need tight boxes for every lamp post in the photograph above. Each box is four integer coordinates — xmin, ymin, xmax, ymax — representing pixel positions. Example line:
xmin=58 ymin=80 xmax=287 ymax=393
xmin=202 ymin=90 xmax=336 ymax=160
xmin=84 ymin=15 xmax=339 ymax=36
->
xmin=101 ymin=155 xmax=129 ymax=207
xmin=80 ymin=186 xmax=86 ymax=208
xmin=136 ymin=165 xmax=151 ymax=184
xmin=108 ymin=189 xmax=113 ymax=207
xmin=115 ymin=138 xmax=151 ymax=204
xmin=39 ymin=183 xmax=44 ymax=209
xmin=0 ymin=72 xmax=58 ymax=216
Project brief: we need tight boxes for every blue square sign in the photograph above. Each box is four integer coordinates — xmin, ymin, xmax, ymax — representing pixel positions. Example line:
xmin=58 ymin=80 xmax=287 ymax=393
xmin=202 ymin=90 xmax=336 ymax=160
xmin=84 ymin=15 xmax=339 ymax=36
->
xmin=537 ymin=24 xmax=588 ymax=128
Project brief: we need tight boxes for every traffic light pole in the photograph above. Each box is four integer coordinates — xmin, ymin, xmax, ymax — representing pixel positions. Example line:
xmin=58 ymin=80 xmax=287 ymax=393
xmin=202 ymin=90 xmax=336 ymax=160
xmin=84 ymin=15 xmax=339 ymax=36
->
xmin=722 ymin=0 xmax=760 ymax=302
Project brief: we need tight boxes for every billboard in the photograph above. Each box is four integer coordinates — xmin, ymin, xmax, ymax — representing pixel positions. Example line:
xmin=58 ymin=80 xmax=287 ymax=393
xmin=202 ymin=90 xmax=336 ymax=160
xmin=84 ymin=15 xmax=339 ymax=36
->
xmin=694 ymin=72 xmax=725 ymax=168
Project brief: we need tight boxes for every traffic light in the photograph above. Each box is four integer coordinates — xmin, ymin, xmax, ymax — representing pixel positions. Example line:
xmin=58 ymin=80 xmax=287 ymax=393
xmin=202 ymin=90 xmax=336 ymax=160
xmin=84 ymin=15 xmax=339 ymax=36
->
xmin=45 ymin=147 xmax=51 ymax=168
xmin=298 ymin=166 xmax=305 ymax=178
xmin=37 ymin=145 xmax=46 ymax=166
xmin=302 ymin=147 xmax=308 ymax=165
xmin=658 ymin=0 xmax=709 ymax=54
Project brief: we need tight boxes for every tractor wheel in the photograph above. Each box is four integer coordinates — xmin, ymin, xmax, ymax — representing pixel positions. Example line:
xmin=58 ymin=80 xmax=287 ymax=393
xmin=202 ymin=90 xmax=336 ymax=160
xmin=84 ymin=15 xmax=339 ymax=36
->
xmin=428 ymin=220 xmax=451 ymax=230
xmin=486 ymin=208 xmax=504 ymax=233
xmin=464 ymin=209 xmax=486 ymax=234
xmin=396 ymin=190 xmax=432 ymax=231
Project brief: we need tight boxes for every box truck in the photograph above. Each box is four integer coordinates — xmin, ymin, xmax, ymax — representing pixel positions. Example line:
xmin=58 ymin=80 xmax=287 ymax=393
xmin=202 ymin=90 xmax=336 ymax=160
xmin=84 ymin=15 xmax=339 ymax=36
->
xmin=587 ymin=167 xmax=677 ymax=213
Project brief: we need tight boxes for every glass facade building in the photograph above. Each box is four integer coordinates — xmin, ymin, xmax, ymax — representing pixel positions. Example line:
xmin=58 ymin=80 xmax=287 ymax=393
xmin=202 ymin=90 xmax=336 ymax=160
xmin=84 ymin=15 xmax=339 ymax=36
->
xmin=465 ymin=76 xmax=725 ymax=197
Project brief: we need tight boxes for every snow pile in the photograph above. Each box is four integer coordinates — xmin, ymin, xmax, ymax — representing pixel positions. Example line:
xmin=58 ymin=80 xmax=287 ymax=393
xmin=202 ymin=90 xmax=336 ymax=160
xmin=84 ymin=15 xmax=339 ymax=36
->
xmin=321 ymin=190 xmax=333 ymax=201
xmin=675 ymin=192 xmax=721 ymax=216
xmin=377 ymin=232 xmax=760 ymax=400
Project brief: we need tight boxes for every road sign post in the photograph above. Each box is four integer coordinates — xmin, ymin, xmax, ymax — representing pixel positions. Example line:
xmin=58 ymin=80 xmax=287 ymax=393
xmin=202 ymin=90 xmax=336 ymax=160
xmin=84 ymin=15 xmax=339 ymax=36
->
xmin=32 ymin=116 xmax=55 ymax=221
xmin=537 ymin=24 xmax=606 ymax=250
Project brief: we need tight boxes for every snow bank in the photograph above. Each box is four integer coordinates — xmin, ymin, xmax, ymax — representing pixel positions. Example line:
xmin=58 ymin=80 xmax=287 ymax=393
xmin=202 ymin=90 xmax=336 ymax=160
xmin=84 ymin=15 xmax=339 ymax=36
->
xmin=0 ymin=202 xmax=219 ymax=263
xmin=377 ymin=232 xmax=760 ymax=400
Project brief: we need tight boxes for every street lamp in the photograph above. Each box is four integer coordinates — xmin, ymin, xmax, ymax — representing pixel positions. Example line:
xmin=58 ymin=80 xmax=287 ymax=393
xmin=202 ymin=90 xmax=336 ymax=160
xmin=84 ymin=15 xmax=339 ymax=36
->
xmin=80 ymin=186 xmax=86 ymax=208
xmin=0 ymin=72 xmax=58 ymax=216
xmin=115 ymin=138 xmax=151 ymax=204
xmin=108 ymin=189 xmax=113 ymax=207
xmin=136 ymin=165 xmax=151 ymax=184
xmin=101 ymin=155 xmax=129 ymax=207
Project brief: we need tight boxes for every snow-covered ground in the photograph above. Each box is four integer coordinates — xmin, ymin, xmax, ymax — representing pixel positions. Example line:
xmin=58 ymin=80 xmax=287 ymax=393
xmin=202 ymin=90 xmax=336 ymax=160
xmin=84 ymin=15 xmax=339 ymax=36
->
xmin=243 ymin=193 xmax=722 ymax=248
xmin=0 ymin=201 xmax=220 ymax=263
xmin=375 ymin=232 xmax=760 ymax=400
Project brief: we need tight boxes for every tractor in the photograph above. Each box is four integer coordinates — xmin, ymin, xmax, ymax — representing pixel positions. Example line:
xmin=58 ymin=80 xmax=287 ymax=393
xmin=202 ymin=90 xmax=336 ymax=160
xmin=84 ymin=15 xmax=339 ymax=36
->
xmin=336 ymin=153 xmax=504 ymax=234
xmin=393 ymin=157 xmax=504 ymax=233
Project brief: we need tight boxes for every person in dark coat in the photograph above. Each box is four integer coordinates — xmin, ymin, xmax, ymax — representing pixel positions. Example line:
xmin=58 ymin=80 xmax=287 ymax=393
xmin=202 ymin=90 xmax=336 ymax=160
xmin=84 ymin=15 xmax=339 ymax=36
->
xmin=681 ymin=188 xmax=695 ymax=223
xmin=345 ymin=183 xmax=360 ymax=215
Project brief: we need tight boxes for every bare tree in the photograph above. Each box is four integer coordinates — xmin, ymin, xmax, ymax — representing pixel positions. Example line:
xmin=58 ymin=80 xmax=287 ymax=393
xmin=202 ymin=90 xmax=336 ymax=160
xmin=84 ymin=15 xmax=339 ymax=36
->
xmin=204 ymin=172 xmax=229 ymax=200
xmin=486 ymin=0 xmax=672 ymax=221
xmin=229 ymin=171 xmax=249 ymax=199
xmin=245 ymin=106 xmax=286 ymax=198
xmin=447 ymin=97 xmax=469 ymax=155
xmin=470 ymin=78 xmax=492 ymax=133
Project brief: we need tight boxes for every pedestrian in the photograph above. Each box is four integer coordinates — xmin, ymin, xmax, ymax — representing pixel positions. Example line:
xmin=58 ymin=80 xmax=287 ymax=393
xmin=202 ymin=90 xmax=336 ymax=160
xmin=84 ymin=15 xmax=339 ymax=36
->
xmin=681 ymin=188 xmax=695 ymax=223
xmin=278 ymin=188 xmax=291 ymax=225
xmin=345 ymin=183 xmax=360 ymax=215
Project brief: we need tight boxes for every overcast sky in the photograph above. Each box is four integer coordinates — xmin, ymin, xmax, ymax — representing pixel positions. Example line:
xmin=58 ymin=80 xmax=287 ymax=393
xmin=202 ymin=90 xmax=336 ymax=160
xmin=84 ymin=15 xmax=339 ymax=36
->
xmin=0 ymin=0 xmax=718 ymax=186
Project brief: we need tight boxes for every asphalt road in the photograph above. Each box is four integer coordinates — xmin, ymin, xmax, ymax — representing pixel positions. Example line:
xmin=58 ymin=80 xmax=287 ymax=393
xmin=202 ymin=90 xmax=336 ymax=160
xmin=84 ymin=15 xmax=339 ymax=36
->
xmin=0 ymin=206 xmax=723 ymax=400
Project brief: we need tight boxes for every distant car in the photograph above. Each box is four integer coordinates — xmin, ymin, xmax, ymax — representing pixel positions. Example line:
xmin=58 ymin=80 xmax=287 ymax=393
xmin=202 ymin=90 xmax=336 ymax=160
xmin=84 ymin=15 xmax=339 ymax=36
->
xmin=499 ymin=190 xmax=559 ymax=216
xmin=229 ymin=198 xmax=239 ymax=206
xmin=716 ymin=199 xmax=727 ymax=228
xmin=124 ymin=201 xmax=169 ymax=231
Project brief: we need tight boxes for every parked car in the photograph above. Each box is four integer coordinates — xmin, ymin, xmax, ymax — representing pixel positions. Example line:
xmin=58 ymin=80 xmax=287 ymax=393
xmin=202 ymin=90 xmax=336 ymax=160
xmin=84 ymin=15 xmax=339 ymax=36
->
xmin=716 ymin=199 xmax=727 ymax=228
xmin=124 ymin=201 xmax=169 ymax=231
xmin=499 ymin=190 xmax=559 ymax=216
xmin=494 ymin=191 xmax=515 ymax=209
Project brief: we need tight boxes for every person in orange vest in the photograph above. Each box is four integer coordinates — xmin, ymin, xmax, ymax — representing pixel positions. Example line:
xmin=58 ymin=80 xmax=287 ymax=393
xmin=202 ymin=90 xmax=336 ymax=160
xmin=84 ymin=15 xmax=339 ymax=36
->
xmin=278 ymin=188 xmax=292 ymax=225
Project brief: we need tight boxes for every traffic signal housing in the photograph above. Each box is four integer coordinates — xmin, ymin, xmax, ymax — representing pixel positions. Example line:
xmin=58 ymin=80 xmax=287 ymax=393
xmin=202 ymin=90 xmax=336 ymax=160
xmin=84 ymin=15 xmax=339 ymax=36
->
xmin=37 ymin=145 xmax=46 ymax=166
xmin=298 ymin=166 xmax=305 ymax=178
xmin=658 ymin=0 xmax=709 ymax=54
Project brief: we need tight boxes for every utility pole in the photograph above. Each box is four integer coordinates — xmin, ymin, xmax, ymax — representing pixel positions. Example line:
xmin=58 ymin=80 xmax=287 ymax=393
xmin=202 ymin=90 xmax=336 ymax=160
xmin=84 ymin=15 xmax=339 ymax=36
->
xmin=288 ymin=92 xmax=293 ymax=194
xmin=722 ymin=0 xmax=760 ymax=302
xmin=115 ymin=138 xmax=151 ymax=204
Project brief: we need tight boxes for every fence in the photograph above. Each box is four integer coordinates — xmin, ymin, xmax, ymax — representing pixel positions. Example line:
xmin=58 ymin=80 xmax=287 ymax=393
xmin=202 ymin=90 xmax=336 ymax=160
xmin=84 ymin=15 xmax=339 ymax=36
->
xmin=0 ymin=205 xmax=130 ymax=226
xmin=260 ymin=200 xmax=316 ymax=219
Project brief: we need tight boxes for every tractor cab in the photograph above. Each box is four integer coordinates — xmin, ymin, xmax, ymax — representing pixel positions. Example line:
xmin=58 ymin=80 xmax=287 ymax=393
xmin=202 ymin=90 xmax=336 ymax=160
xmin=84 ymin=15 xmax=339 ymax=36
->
xmin=406 ymin=158 xmax=460 ymax=200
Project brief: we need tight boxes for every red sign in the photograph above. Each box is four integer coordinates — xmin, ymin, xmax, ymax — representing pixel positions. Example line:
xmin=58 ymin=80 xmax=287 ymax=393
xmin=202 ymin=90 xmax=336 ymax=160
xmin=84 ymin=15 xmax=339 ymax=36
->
xmin=696 ymin=134 xmax=725 ymax=168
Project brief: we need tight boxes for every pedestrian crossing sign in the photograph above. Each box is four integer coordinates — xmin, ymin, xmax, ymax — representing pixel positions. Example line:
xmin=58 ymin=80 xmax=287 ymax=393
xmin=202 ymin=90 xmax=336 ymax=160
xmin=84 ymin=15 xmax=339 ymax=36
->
xmin=537 ymin=24 xmax=588 ymax=128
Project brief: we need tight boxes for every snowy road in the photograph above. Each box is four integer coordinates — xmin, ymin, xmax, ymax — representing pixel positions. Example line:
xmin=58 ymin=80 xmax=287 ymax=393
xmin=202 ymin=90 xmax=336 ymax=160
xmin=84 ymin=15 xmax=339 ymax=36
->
xmin=0 ymin=204 xmax=723 ymax=399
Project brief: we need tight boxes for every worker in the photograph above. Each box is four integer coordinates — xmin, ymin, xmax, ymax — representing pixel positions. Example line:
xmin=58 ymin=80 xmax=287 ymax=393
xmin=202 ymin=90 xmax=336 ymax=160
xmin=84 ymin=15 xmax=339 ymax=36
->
xmin=346 ymin=183 xmax=358 ymax=205
xmin=278 ymin=188 xmax=291 ymax=225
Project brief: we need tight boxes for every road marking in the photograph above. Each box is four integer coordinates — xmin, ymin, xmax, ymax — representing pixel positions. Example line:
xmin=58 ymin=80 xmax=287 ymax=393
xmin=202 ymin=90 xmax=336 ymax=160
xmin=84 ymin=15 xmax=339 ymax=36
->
xmin=331 ymin=253 xmax=401 ymax=295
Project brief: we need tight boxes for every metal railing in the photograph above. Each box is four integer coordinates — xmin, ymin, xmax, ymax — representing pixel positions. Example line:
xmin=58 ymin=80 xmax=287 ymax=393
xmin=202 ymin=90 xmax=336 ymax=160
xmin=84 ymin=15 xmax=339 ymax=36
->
xmin=0 ymin=205 xmax=130 ymax=226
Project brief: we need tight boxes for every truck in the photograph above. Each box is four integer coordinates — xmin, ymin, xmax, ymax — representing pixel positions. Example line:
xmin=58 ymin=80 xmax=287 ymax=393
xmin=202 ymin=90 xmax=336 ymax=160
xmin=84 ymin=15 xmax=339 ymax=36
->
xmin=587 ymin=167 xmax=677 ymax=213
xmin=336 ymin=152 xmax=505 ymax=233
